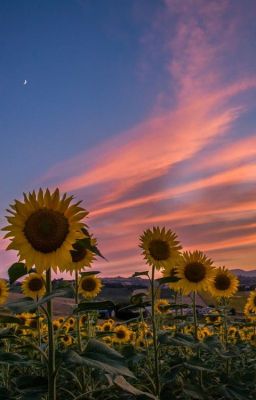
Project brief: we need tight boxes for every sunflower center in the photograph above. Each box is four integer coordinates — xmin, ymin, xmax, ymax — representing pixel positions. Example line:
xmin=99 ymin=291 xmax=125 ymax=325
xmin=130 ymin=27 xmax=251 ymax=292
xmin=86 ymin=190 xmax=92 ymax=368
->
xmin=209 ymin=315 xmax=218 ymax=322
xmin=81 ymin=277 xmax=97 ymax=292
xmin=149 ymin=240 xmax=170 ymax=261
xmin=28 ymin=277 xmax=44 ymax=292
xmin=103 ymin=324 xmax=111 ymax=331
xmin=184 ymin=262 xmax=206 ymax=283
xmin=253 ymin=296 xmax=256 ymax=306
xmin=71 ymin=242 xmax=87 ymax=262
xmin=215 ymin=273 xmax=231 ymax=290
xmin=24 ymin=209 xmax=69 ymax=253
xmin=0 ymin=288 xmax=2 ymax=296
xmin=116 ymin=329 xmax=126 ymax=339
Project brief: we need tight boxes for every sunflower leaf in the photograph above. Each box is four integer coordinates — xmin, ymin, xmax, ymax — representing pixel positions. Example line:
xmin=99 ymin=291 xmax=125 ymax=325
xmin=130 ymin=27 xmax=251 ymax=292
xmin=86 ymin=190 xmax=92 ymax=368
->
xmin=73 ymin=300 xmax=115 ymax=313
xmin=62 ymin=339 xmax=134 ymax=378
xmin=6 ymin=298 xmax=36 ymax=314
xmin=114 ymin=375 xmax=157 ymax=399
xmin=8 ymin=262 xmax=33 ymax=284
xmin=132 ymin=271 xmax=149 ymax=277
xmin=0 ymin=314 xmax=23 ymax=324
xmin=156 ymin=276 xmax=180 ymax=285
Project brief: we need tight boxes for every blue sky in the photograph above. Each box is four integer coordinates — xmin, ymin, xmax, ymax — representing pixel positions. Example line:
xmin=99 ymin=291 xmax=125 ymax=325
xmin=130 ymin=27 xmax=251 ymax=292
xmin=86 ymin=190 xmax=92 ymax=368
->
xmin=1 ymin=0 xmax=256 ymax=277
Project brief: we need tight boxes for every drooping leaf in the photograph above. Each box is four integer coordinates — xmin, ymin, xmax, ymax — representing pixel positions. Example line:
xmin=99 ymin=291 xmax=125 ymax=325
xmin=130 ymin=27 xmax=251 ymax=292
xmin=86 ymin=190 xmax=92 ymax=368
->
xmin=73 ymin=300 xmax=115 ymax=313
xmin=156 ymin=276 xmax=180 ymax=285
xmin=114 ymin=375 xmax=157 ymax=399
xmin=0 ymin=314 xmax=23 ymax=324
xmin=8 ymin=262 xmax=33 ymax=284
xmin=62 ymin=339 xmax=134 ymax=378
xmin=132 ymin=271 xmax=149 ymax=277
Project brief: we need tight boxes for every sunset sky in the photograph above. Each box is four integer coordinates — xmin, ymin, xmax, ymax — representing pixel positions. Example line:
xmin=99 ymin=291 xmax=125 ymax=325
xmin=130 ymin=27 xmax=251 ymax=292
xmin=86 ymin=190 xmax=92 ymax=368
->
xmin=0 ymin=0 xmax=256 ymax=277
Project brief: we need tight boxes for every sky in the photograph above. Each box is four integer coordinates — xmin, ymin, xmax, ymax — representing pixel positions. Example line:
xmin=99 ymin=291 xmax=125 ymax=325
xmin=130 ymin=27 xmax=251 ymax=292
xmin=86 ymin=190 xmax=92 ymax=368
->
xmin=0 ymin=0 xmax=256 ymax=278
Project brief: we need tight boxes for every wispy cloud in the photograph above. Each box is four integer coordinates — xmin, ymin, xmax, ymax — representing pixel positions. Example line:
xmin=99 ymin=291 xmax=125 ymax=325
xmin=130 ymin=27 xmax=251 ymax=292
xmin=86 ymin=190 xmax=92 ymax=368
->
xmin=1 ymin=0 xmax=256 ymax=277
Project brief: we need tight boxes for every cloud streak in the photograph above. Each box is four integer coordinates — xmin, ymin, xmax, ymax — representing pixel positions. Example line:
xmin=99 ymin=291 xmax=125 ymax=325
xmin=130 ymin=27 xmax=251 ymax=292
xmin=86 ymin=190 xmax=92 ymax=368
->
xmin=1 ymin=0 xmax=256 ymax=277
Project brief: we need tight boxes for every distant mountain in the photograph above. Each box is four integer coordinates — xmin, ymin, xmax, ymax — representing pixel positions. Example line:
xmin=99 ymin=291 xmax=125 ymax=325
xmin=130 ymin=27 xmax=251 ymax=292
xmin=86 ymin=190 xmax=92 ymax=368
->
xmin=231 ymin=269 xmax=256 ymax=277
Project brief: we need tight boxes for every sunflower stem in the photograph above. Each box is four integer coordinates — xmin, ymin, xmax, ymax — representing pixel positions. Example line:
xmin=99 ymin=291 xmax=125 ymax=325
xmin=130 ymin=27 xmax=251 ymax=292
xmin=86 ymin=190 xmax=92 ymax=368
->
xmin=192 ymin=291 xmax=198 ymax=341
xmin=46 ymin=269 xmax=56 ymax=400
xmin=150 ymin=265 xmax=160 ymax=398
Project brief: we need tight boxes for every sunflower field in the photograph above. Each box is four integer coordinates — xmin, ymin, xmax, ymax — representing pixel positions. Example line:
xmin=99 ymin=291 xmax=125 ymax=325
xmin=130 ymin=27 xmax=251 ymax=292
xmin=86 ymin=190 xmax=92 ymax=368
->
xmin=1 ymin=189 xmax=256 ymax=400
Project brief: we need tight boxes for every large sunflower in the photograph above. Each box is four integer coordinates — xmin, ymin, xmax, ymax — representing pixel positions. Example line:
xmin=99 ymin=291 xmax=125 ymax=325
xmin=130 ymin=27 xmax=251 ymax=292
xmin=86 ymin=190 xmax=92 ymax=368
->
xmin=139 ymin=227 xmax=182 ymax=270
xmin=162 ymin=264 xmax=181 ymax=292
xmin=245 ymin=291 xmax=256 ymax=314
xmin=22 ymin=273 xmax=46 ymax=299
xmin=3 ymin=188 xmax=88 ymax=273
xmin=208 ymin=267 xmax=238 ymax=298
xmin=0 ymin=279 xmax=9 ymax=305
xmin=78 ymin=275 xmax=102 ymax=299
xmin=176 ymin=250 xmax=215 ymax=295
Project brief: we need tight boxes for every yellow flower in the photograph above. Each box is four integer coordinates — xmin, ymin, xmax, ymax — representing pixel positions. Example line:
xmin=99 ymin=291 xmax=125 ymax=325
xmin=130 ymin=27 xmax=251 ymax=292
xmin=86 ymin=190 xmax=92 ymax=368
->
xmin=0 ymin=279 xmax=9 ymax=305
xmin=155 ymin=299 xmax=170 ymax=314
xmin=78 ymin=275 xmax=102 ymax=299
xmin=113 ymin=325 xmax=131 ymax=344
xmin=245 ymin=291 xmax=256 ymax=314
xmin=60 ymin=334 xmax=73 ymax=346
xmin=162 ymin=264 xmax=181 ymax=292
xmin=135 ymin=336 xmax=147 ymax=349
xmin=205 ymin=312 xmax=221 ymax=325
xmin=101 ymin=321 xmax=114 ymax=333
xmin=21 ymin=273 xmax=46 ymax=299
xmin=176 ymin=251 xmax=215 ymax=295
xmin=208 ymin=267 xmax=238 ymax=298
xmin=65 ymin=236 xmax=95 ymax=273
xmin=3 ymin=188 xmax=87 ymax=273
xmin=139 ymin=227 xmax=182 ymax=270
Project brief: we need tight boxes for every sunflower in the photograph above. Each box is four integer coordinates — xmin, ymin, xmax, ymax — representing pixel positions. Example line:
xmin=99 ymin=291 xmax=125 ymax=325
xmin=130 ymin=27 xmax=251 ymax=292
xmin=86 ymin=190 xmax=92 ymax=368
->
xmin=245 ymin=291 xmax=256 ymax=314
xmin=3 ymin=188 xmax=87 ymax=273
xmin=60 ymin=334 xmax=73 ymax=346
xmin=205 ymin=312 xmax=221 ymax=325
xmin=162 ymin=264 xmax=181 ymax=292
xmin=101 ymin=321 xmax=113 ymax=333
xmin=208 ymin=267 xmax=238 ymax=298
xmin=155 ymin=299 xmax=170 ymax=314
xmin=78 ymin=275 xmax=102 ymax=299
xmin=176 ymin=251 xmax=215 ymax=295
xmin=65 ymin=236 xmax=95 ymax=273
xmin=139 ymin=227 xmax=182 ymax=270
xmin=113 ymin=325 xmax=131 ymax=344
xmin=136 ymin=336 xmax=147 ymax=349
xmin=21 ymin=273 xmax=46 ymax=299
xmin=0 ymin=279 xmax=9 ymax=305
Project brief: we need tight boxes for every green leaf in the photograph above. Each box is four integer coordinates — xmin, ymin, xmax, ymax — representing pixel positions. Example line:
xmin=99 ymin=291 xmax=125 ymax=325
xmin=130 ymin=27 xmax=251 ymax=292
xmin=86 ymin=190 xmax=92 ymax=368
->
xmin=63 ymin=339 xmax=134 ymax=378
xmin=168 ymin=333 xmax=198 ymax=348
xmin=13 ymin=375 xmax=47 ymax=399
xmin=114 ymin=375 xmax=157 ymax=399
xmin=0 ymin=314 xmax=23 ymax=324
xmin=73 ymin=300 xmax=115 ymax=313
xmin=6 ymin=298 xmax=36 ymax=314
xmin=156 ymin=276 xmax=180 ymax=285
xmin=183 ymin=384 xmax=206 ymax=400
xmin=184 ymin=360 xmax=215 ymax=372
xmin=80 ymin=270 xmax=101 ymax=276
xmin=0 ymin=352 xmax=38 ymax=366
xmin=8 ymin=262 xmax=32 ymax=284
xmin=37 ymin=289 xmax=68 ymax=306
xmin=132 ymin=271 xmax=149 ymax=277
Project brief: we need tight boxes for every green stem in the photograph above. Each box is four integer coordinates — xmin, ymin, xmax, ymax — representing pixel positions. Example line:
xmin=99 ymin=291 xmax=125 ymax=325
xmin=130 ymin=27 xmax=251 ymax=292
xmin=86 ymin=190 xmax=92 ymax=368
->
xmin=192 ymin=291 xmax=198 ymax=341
xmin=75 ymin=270 xmax=82 ymax=352
xmin=150 ymin=265 xmax=160 ymax=398
xmin=46 ymin=269 xmax=56 ymax=400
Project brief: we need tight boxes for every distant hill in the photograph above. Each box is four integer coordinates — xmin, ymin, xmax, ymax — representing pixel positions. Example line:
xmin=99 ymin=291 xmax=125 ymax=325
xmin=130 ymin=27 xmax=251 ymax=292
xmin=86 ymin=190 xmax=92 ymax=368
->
xmin=231 ymin=269 xmax=256 ymax=277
